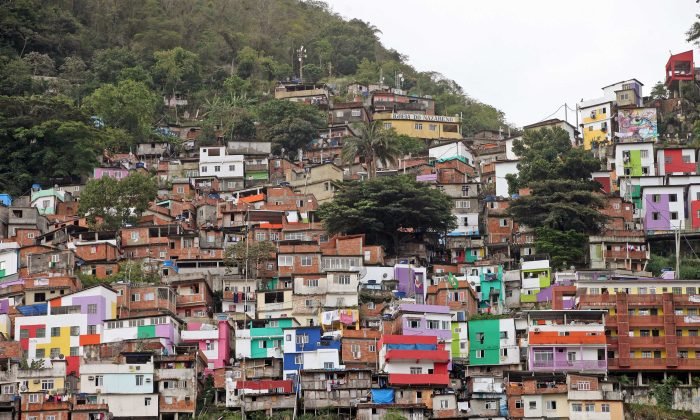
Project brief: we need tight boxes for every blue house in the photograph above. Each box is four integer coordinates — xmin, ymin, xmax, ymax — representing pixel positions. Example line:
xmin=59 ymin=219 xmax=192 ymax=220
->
xmin=282 ymin=326 xmax=342 ymax=381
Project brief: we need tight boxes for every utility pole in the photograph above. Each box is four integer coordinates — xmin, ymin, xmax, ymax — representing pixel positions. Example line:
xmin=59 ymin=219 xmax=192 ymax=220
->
xmin=676 ymin=227 xmax=681 ymax=279
xmin=297 ymin=45 xmax=307 ymax=82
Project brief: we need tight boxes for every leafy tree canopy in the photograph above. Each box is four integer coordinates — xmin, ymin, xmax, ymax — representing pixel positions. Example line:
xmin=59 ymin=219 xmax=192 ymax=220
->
xmin=0 ymin=96 xmax=100 ymax=196
xmin=256 ymin=99 xmax=325 ymax=155
xmin=317 ymin=176 xmax=456 ymax=255
xmin=506 ymin=127 xmax=606 ymax=268
xmin=78 ymin=173 xmax=158 ymax=231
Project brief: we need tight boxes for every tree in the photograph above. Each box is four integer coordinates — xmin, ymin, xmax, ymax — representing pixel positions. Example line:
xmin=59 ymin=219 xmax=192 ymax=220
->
xmin=650 ymin=81 xmax=669 ymax=100
xmin=0 ymin=96 xmax=101 ymax=196
xmin=506 ymin=127 xmax=606 ymax=268
xmin=78 ymin=173 xmax=158 ymax=230
xmin=152 ymin=47 xmax=201 ymax=94
xmin=687 ymin=14 xmax=700 ymax=46
xmin=92 ymin=48 xmax=139 ymax=84
xmin=0 ymin=58 xmax=32 ymax=95
xmin=302 ymin=64 xmax=323 ymax=83
xmin=396 ymin=134 xmax=427 ymax=156
xmin=256 ymin=99 xmax=325 ymax=155
xmin=22 ymin=51 xmax=54 ymax=76
xmin=83 ymin=79 xmax=159 ymax=139
xmin=224 ymin=240 xmax=277 ymax=279
xmin=317 ymin=176 xmax=456 ymax=255
xmin=342 ymin=122 xmax=402 ymax=179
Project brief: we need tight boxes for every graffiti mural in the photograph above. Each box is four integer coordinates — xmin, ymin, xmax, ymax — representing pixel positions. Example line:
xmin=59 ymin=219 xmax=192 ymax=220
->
xmin=616 ymin=108 xmax=658 ymax=142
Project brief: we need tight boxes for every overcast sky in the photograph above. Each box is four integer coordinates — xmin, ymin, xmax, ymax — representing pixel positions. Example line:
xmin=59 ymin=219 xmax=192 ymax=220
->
xmin=326 ymin=0 xmax=698 ymax=128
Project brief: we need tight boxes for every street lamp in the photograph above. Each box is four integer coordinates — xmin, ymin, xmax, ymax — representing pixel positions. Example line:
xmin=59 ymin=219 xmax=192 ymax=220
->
xmin=297 ymin=45 xmax=307 ymax=82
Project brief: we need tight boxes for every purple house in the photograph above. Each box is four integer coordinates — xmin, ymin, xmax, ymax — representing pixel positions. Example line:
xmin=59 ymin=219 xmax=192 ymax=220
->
xmin=642 ymin=185 xmax=686 ymax=231
xmin=527 ymin=310 xmax=607 ymax=373
xmin=94 ymin=167 xmax=130 ymax=180
xmin=388 ymin=304 xmax=453 ymax=341
xmin=394 ymin=264 xmax=427 ymax=301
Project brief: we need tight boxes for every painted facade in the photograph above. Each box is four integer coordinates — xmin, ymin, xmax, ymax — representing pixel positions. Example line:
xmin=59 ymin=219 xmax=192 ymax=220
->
xmin=374 ymin=113 xmax=462 ymax=140
xmin=379 ymin=335 xmax=450 ymax=386
xmin=235 ymin=318 xmax=298 ymax=359
xmin=657 ymin=148 xmax=698 ymax=176
xmin=180 ymin=319 xmax=233 ymax=371
xmin=641 ymin=185 xmax=686 ymax=230
xmin=468 ymin=318 xmax=518 ymax=366
xmin=617 ymin=108 xmax=658 ymax=143
xmin=520 ymin=260 xmax=551 ymax=304
xmin=282 ymin=327 xmax=342 ymax=379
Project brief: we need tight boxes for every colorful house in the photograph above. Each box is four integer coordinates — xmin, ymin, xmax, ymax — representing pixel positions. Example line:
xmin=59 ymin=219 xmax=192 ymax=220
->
xmin=657 ymin=148 xmax=698 ymax=176
xmin=614 ymin=142 xmax=655 ymax=178
xmin=180 ymin=318 xmax=233 ymax=372
xmin=235 ymin=317 xmax=298 ymax=359
xmin=379 ymin=334 xmax=450 ymax=387
xmin=282 ymin=326 xmax=342 ymax=379
xmin=641 ymin=184 xmax=687 ymax=231
xmin=14 ymin=285 xmax=117 ymax=375
xmin=520 ymin=259 xmax=551 ymax=304
xmin=468 ymin=318 xmax=519 ymax=366
xmin=373 ymin=113 xmax=462 ymax=140
xmin=526 ymin=310 xmax=607 ymax=373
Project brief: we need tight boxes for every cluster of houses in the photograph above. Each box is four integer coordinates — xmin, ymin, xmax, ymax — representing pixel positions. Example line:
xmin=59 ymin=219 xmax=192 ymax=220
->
xmin=0 ymin=50 xmax=699 ymax=419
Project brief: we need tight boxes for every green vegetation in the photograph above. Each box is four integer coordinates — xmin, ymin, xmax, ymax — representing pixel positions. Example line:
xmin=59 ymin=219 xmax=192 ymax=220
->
xmin=626 ymin=403 xmax=700 ymax=420
xmin=317 ymin=175 xmax=456 ymax=255
xmin=0 ymin=0 xmax=512 ymax=199
xmin=78 ymin=173 xmax=158 ymax=230
xmin=342 ymin=121 xmax=402 ymax=179
xmin=506 ymin=127 xmax=606 ymax=269
xmin=79 ymin=260 xmax=161 ymax=287
xmin=224 ymin=240 xmax=278 ymax=279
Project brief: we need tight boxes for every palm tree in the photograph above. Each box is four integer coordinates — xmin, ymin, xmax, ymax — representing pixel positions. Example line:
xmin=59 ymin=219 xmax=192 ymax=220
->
xmin=342 ymin=121 xmax=402 ymax=179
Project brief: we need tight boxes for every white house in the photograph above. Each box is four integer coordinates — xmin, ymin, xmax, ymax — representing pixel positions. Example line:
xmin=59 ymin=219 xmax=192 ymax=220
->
xmin=494 ymin=160 xmax=519 ymax=198
xmin=0 ymin=242 xmax=19 ymax=280
xmin=429 ymin=141 xmax=474 ymax=166
xmin=613 ymin=142 xmax=655 ymax=178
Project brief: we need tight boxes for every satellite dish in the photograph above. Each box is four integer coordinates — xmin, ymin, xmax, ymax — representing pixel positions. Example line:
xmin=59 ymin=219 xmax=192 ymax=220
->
xmin=58 ymin=354 xmax=65 ymax=359
xmin=20 ymin=385 xmax=27 ymax=392
xmin=382 ymin=273 xmax=388 ymax=279
xmin=229 ymin=358 xmax=235 ymax=365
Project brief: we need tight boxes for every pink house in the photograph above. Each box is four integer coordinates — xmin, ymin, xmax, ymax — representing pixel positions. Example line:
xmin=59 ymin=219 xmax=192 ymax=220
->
xmin=93 ymin=167 xmax=130 ymax=180
xmin=180 ymin=319 xmax=233 ymax=372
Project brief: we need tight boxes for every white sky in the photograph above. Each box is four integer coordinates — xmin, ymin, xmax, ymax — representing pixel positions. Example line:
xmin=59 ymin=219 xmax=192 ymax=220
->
xmin=326 ymin=0 xmax=699 ymax=128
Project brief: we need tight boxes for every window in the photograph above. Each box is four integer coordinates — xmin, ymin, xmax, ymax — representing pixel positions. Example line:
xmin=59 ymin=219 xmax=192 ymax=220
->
xmin=131 ymin=231 xmax=139 ymax=241
xmin=28 ymin=394 xmax=40 ymax=403
xmin=305 ymin=279 xmax=319 ymax=288
xmin=323 ymin=362 xmax=334 ymax=369
xmin=295 ymin=355 xmax=302 ymax=365
xmin=86 ymin=303 xmax=98 ymax=314
xmin=383 ymin=123 xmax=392 ymax=130
xmin=278 ymin=255 xmax=293 ymax=266
xmin=407 ymin=318 xmax=421 ymax=328
xmin=50 ymin=348 xmax=60 ymax=359
xmin=642 ymin=351 xmax=652 ymax=358
xmin=35 ymin=328 xmax=45 ymax=338
xmin=229 ymin=165 xmax=236 ymax=172
xmin=577 ymin=381 xmax=591 ymax=390
xmin=572 ymin=403 xmax=582 ymax=412
xmin=51 ymin=327 xmax=60 ymax=337
xmin=136 ymin=375 xmax=144 ymax=386
xmin=427 ymin=320 xmax=440 ymax=329
xmin=456 ymin=200 xmax=470 ymax=208
xmin=429 ymin=124 xmax=437 ymax=131
xmin=335 ymin=274 xmax=351 ymax=285
xmin=296 ymin=334 xmax=309 ymax=344
xmin=94 ymin=375 xmax=104 ymax=386
xmin=300 ymin=255 xmax=313 ymax=266
xmin=671 ymin=212 xmax=678 ymax=220
xmin=366 ymin=301 xmax=375 ymax=310
xmin=475 ymin=350 xmax=485 ymax=358
xmin=501 ymin=348 xmax=508 ymax=357
xmin=70 ymin=347 xmax=79 ymax=357
xmin=601 ymin=403 xmax=610 ymax=413
xmin=410 ymin=367 xmax=422 ymax=374
xmin=585 ymin=403 xmax=595 ymax=412
xmin=414 ymin=123 xmax=423 ymax=130
xmin=351 ymin=109 xmax=362 ymax=117
xmin=368 ymin=344 xmax=376 ymax=352
xmin=499 ymin=331 xmax=508 ymax=339
xmin=41 ymin=379 xmax=53 ymax=390
xmin=546 ymin=401 xmax=557 ymax=410
xmin=670 ymin=194 xmax=678 ymax=202
xmin=145 ymin=397 xmax=152 ymax=406
xmin=529 ymin=401 xmax=537 ymax=409
xmin=673 ymin=287 xmax=683 ymax=295
xmin=214 ymin=165 xmax=221 ymax=172
xmin=640 ymin=150 xmax=649 ymax=158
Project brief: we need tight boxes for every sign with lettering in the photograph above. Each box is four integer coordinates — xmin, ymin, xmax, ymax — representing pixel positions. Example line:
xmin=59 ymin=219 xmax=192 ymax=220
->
xmin=390 ymin=113 xmax=458 ymax=123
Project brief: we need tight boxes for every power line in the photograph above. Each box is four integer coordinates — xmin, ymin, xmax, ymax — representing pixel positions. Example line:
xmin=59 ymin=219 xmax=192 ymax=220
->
xmin=537 ymin=104 xmax=566 ymax=123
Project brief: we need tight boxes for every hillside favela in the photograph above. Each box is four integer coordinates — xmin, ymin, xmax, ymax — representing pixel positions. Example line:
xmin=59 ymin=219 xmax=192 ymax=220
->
xmin=2 ymin=1 xmax=700 ymax=419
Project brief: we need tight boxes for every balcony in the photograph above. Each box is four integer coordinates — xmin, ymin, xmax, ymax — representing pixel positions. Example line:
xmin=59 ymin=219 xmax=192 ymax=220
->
xmin=244 ymin=164 xmax=268 ymax=172
xmin=385 ymin=349 xmax=450 ymax=363
xmin=627 ymin=336 xmax=666 ymax=346
xmin=223 ymin=291 xmax=255 ymax=302
xmin=677 ymin=336 xmax=700 ymax=346
xmin=608 ymin=357 xmax=700 ymax=370
xmin=388 ymin=373 xmax=450 ymax=386
xmin=531 ymin=360 xmax=607 ymax=371
xmin=529 ymin=333 xmax=606 ymax=345
xmin=176 ymin=294 xmax=207 ymax=306
xmin=603 ymin=250 xmax=648 ymax=260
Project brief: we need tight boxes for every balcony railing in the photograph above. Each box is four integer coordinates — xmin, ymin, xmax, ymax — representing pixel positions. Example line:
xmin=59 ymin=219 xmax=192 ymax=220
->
xmin=531 ymin=360 xmax=607 ymax=371
xmin=603 ymin=250 xmax=648 ymax=260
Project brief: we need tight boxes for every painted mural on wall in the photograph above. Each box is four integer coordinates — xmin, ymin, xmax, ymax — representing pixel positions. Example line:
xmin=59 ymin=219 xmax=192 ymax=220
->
xmin=616 ymin=108 xmax=658 ymax=142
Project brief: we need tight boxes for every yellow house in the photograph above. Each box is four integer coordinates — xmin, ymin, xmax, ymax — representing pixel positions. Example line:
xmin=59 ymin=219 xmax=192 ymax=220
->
xmin=372 ymin=113 xmax=462 ymax=140
xmin=579 ymin=100 xmax=614 ymax=150
xmin=18 ymin=359 xmax=67 ymax=393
